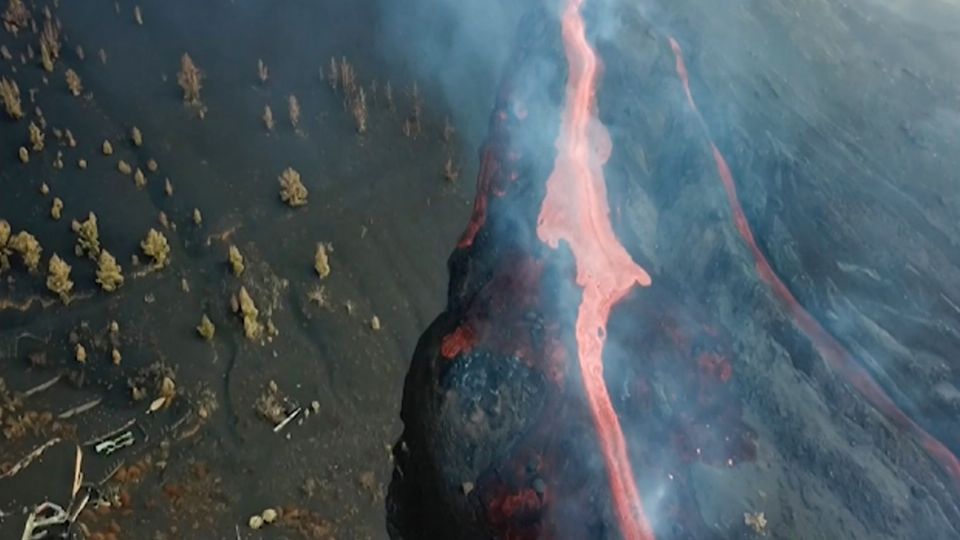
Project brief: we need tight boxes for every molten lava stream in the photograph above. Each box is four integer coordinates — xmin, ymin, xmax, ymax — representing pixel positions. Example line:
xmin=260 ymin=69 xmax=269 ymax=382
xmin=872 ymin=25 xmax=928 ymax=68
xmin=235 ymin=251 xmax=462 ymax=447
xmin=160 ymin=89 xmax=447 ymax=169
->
xmin=667 ymin=37 xmax=960 ymax=489
xmin=537 ymin=1 xmax=655 ymax=539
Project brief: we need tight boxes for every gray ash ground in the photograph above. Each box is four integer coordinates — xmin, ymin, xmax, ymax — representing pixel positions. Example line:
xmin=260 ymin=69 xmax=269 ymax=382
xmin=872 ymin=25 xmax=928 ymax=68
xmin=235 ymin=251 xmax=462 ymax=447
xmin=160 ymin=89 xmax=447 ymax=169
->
xmin=0 ymin=0 xmax=478 ymax=538
xmin=1 ymin=0 xmax=960 ymax=539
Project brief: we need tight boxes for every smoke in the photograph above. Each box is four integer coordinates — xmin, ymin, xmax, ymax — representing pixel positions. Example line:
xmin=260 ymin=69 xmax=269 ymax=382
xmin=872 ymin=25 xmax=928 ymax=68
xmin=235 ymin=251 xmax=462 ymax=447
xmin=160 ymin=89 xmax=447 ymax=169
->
xmin=373 ymin=0 xmax=536 ymax=150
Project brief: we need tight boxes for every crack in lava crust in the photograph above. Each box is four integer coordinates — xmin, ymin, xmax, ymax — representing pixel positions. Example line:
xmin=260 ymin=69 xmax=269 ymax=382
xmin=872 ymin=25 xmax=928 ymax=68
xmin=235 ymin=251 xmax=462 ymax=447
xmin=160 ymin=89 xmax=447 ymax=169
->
xmin=537 ymin=1 xmax=655 ymax=539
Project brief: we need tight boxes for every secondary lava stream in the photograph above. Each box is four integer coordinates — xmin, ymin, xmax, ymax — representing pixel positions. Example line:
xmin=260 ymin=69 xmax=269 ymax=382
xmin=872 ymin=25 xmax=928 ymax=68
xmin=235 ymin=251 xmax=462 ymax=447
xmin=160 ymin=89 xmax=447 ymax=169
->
xmin=667 ymin=37 xmax=960 ymax=491
xmin=537 ymin=1 xmax=655 ymax=539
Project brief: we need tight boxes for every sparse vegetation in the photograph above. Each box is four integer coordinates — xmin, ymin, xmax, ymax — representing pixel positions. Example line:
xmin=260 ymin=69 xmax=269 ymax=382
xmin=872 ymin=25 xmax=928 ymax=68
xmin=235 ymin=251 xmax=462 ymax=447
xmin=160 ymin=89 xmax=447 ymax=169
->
xmin=46 ymin=253 xmax=73 ymax=303
xmin=9 ymin=231 xmax=41 ymax=272
xmin=0 ymin=219 xmax=10 ymax=272
xmin=65 ymin=69 xmax=82 ymax=96
xmin=197 ymin=314 xmax=215 ymax=340
xmin=288 ymin=95 xmax=300 ymax=129
xmin=228 ymin=245 xmax=244 ymax=276
xmin=96 ymin=249 xmax=124 ymax=291
xmin=278 ymin=167 xmax=308 ymax=207
xmin=28 ymin=121 xmax=43 ymax=151
xmin=3 ymin=0 xmax=29 ymax=33
xmin=262 ymin=104 xmax=274 ymax=131
xmin=39 ymin=18 xmax=60 ymax=72
xmin=141 ymin=228 xmax=170 ymax=269
xmin=236 ymin=286 xmax=262 ymax=340
xmin=314 ymin=242 xmax=330 ymax=278
xmin=177 ymin=53 xmax=202 ymax=105
xmin=50 ymin=197 xmax=63 ymax=220
xmin=257 ymin=59 xmax=268 ymax=83
xmin=0 ymin=77 xmax=23 ymax=119
xmin=72 ymin=212 xmax=101 ymax=258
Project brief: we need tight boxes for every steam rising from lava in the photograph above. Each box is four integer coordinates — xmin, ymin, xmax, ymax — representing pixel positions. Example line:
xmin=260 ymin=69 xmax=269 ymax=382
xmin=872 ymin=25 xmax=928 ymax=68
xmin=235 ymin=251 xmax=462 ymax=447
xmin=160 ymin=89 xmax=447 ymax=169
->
xmin=537 ymin=0 xmax=654 ymax=538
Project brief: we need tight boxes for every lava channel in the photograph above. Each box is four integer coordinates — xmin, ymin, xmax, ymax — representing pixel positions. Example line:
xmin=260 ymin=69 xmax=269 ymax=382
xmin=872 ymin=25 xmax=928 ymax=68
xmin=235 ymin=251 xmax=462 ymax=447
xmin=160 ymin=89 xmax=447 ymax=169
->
xmin=536 ymin=1 xmax=655 ymax=539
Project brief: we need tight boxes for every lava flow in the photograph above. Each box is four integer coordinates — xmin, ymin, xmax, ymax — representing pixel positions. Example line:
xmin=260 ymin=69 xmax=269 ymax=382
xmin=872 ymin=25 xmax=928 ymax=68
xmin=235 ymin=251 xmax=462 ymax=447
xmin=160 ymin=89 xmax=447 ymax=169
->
xmin=536 ymin=1 xmax=654 ymax=539
xmin=667 ymin=37 xmax=960 ymax=489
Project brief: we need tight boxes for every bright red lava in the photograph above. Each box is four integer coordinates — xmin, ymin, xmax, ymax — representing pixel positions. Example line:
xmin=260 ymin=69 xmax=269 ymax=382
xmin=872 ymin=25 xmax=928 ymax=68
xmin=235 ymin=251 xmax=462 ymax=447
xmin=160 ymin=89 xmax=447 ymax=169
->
xmin=668 ymin=37 xmax=960 ymax=489
xmin=537 ymin=1 xmax=655 ymax=539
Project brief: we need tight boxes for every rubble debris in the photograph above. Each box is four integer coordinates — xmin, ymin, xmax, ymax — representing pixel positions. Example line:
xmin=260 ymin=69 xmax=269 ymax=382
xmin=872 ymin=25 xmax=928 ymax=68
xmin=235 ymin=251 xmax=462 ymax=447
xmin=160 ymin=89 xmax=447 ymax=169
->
xmin=50 ymin=196 xmax=63 ymax=220
xmin=273 ymin=407 xmax=300 ymax=433
xmin=74 ymin=343 xmax=86 ymax=363
xmin=0 ymin=78 xmax=21 ymax=119
xmin=9 ymin=230 xmax=42 ymax=272
xmin=95 ymin=249 xmax=124 ymax=291
xmin=313 ymin=242 xmax=330 ymax=278
xmin=257 ymin=58 xmax=268 ymax=83
xmin=254 ymin=380 xmax=288 ymax=425
xmin=131 ymin=125 xmax=143 ymax=146
xmin=177 ymin=52 xmax=202 ymax=105
xmin=278 ymin=167 xmax=308 ymax=207
xmin=228 ymin=245 xmax=244 ymax=276
xmin=197 ymin=314 xmax=215 ymax=340
xmin=101 ymin=139 xmax=113 ymax=155
xmin=140 ymin=228 xmax=170 ymax=268
xmin=71 ymin=212 xmax=101 ymax=258
xmin=262 ymin=104 xmax=274 ymax=131
xmin=17 ymin=145 xmax=28 ymax=162
xmin=236 ymin=286 xmax=262 ymax=339
xmin=64 ymin=68 xmax=82 ymax=96
xmin=28 ymin=120 xmax=44 ymax=150
xmin=94 ymin=430 xmax=134 ymax=455
xmin=288 ymin=94 xmax=300 ymax=129
xmin=117 ymin=159 xmax=132 ymax=175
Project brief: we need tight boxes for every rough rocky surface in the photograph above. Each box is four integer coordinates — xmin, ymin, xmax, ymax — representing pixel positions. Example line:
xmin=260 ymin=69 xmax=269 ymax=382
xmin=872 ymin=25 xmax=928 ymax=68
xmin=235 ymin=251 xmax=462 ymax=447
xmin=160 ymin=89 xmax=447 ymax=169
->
xmin=389 ymin=1 xmax=960 ymax=539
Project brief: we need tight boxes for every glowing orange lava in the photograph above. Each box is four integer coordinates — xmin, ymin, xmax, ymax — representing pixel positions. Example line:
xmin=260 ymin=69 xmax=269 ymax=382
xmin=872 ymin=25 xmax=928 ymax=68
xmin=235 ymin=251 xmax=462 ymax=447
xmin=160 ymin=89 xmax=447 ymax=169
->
xmin=668 ymin=37 xmax=960 ymax=490
xmin=537 ymin=1 xmax=655 ymax=539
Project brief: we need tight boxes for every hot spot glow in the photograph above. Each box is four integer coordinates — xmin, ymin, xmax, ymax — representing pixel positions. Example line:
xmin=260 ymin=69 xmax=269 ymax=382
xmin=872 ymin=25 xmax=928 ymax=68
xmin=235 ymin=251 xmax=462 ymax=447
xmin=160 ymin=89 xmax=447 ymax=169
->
xmin=537 ymin=1 xmax=655 ymax=539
